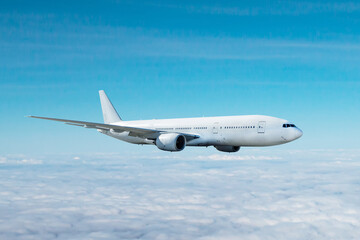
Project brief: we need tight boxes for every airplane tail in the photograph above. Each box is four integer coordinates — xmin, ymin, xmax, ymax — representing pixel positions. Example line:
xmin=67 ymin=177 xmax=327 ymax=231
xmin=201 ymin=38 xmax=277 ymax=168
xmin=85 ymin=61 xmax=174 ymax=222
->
xmin=99 ymin=90 xmax=122 ymax=123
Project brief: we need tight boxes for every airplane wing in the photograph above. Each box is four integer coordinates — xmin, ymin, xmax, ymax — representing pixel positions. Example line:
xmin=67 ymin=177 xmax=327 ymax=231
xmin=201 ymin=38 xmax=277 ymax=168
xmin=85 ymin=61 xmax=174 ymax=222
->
xmin=27 ymin=116 xmax=199 ymax=141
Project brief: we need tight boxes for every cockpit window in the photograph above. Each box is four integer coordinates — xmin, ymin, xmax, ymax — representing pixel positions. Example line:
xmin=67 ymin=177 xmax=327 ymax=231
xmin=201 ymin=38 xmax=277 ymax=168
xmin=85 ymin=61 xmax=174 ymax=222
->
xmin=283 ymin=124 xmax=297 ymax=128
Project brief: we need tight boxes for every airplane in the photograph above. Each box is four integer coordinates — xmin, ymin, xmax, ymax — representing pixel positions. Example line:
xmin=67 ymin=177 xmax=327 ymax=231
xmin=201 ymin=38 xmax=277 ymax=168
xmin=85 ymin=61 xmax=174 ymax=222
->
xmin=28 ymin=90 xmax=303 ymax=153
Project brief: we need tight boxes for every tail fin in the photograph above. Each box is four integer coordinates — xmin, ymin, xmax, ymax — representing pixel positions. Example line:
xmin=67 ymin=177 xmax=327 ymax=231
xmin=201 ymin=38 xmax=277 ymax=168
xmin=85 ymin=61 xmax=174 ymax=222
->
xmin=99 ymin=90 xmax=122 ymax=123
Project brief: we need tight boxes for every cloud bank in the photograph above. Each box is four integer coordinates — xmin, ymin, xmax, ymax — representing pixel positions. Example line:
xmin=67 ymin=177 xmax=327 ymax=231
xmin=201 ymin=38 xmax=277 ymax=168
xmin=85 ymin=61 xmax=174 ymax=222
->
xmin=0 ymin=151 xmax=359 ymax=239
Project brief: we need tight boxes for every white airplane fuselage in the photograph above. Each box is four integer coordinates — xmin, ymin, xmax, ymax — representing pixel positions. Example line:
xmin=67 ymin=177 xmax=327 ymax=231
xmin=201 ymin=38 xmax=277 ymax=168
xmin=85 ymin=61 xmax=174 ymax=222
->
xmin=100 ymin=115 xmax=303 ymax=147
xmin=29 ymin=91 xmax=302 ymax=153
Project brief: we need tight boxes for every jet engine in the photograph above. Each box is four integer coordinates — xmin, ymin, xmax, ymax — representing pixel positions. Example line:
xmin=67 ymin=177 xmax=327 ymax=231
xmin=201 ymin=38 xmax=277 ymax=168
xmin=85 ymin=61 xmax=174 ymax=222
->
xmin=214 ymin=146 xmax=240 ymax=153
xmin=155 ymin=133 xmax=186 ymax=152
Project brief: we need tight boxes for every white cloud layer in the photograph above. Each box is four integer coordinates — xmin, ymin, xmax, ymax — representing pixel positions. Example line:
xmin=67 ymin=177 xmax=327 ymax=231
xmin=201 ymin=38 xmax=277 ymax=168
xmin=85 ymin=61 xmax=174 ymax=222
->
xmin=0 ymin=151 xmax=359 ymax=239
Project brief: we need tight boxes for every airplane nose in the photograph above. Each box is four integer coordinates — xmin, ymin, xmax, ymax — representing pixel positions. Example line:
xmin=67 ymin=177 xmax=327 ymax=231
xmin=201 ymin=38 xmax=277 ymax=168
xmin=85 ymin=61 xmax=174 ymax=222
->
xmin=294 ymin=128 xmax=303 ymax=139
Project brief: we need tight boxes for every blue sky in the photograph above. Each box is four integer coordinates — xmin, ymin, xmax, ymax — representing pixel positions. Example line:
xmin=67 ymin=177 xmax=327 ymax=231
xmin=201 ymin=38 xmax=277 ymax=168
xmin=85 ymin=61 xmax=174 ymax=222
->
xmin=1 ymin=2 xmax=360 ymax=239
xmin=0 ymin=0 xmax=360 ymax=154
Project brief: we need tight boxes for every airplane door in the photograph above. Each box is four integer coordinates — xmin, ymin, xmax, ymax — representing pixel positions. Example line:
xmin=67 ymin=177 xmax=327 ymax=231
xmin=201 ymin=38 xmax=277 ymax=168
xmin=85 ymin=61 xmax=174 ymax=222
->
xmin=212 ymin=122 xmax=219 ymax=134
xmin=258 ymin=121 xmax=266 ymax=133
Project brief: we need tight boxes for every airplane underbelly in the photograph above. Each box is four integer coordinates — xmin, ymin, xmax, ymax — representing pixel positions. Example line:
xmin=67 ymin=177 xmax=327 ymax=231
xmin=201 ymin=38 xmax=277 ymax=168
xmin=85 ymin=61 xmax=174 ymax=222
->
xmin=225 ymin=132 xmax=282 ymax=146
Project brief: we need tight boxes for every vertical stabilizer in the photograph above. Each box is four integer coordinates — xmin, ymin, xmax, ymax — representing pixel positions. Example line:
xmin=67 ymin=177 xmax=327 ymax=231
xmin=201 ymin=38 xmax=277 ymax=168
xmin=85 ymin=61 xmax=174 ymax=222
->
xmin=99 ymin=90 xmax=122 ymax=123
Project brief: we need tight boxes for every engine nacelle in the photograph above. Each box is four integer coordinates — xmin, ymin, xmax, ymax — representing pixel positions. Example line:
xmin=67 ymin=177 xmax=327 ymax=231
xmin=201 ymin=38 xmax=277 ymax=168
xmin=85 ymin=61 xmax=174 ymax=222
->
xmin=214 ymin=146 xmax=240 ymax=153
xmin=155 ymin=133 xmax=186 ymax=152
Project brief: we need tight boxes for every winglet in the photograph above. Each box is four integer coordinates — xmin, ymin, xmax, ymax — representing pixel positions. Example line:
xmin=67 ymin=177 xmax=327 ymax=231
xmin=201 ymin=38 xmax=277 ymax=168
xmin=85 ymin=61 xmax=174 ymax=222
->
xmin=99 ymin=90 xmax=122 ymax=123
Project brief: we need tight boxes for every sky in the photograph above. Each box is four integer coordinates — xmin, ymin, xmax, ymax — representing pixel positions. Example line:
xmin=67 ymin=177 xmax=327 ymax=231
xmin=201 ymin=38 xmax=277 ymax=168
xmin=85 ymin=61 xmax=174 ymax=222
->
xmin=0 ymin=1 xmax=360 ymax=239
xmin=0 ymin=0 xmax=359 ymax=154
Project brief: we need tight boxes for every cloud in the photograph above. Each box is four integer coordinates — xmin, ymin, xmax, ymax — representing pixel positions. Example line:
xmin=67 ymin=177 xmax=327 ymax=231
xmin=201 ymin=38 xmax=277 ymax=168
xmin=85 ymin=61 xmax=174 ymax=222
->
xmin=104 ymin=148 xmax=360 ymax=162
xmin=2 ymin=12 xmax=360 ymax=68
xmin=196 ymin=154 xmax=282 ymax=161
xmin=149 ymin=1 xmax=360 ymax=16
xmin=0 ymin=156 xmax=6 ymax=163
xmin=0 ymin=155 xmax=43 ymax=165
xmin=0 ymin=151 xmax=359 ymax=239
xmin=106 ymin=1 xmax=360 ymax=21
